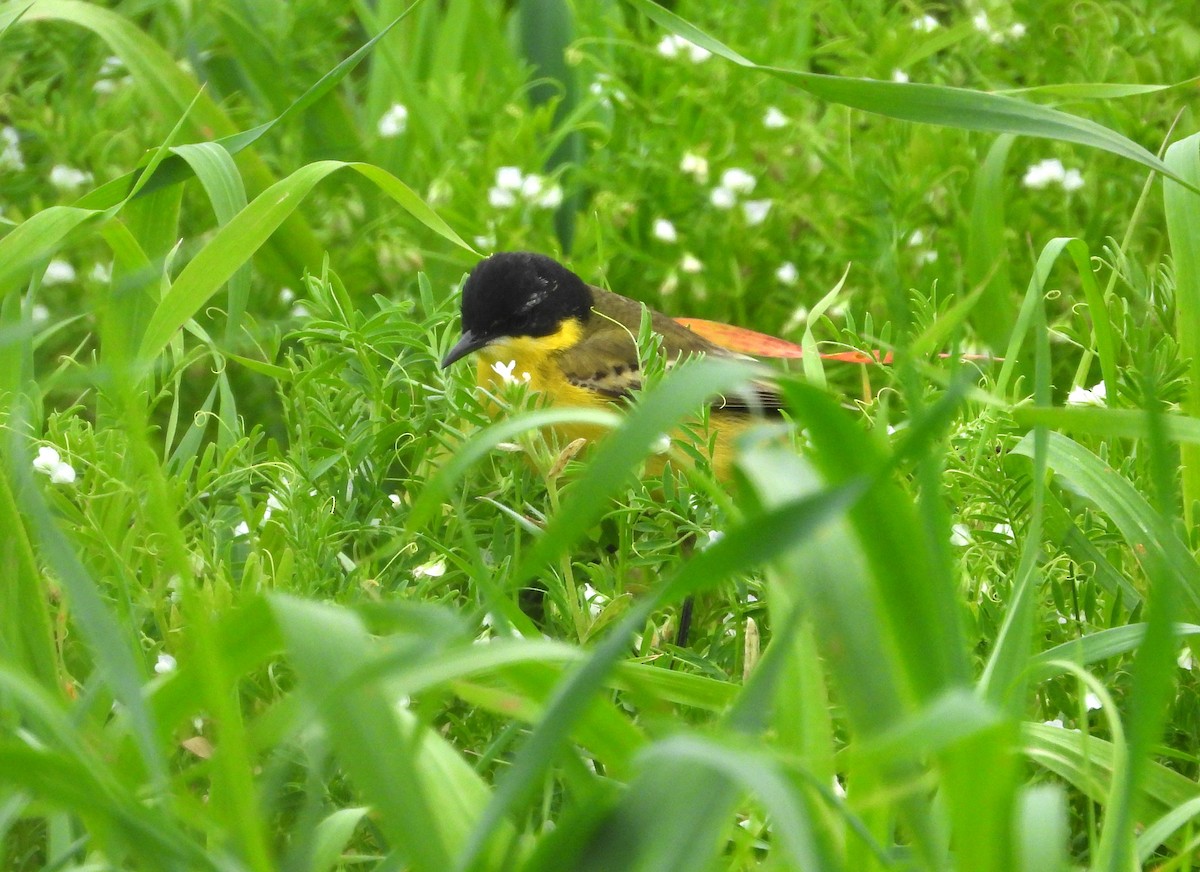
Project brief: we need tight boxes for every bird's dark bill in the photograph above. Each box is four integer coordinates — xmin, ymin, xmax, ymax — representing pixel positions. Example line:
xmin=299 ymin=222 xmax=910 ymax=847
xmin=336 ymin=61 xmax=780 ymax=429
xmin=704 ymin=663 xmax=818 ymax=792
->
xmin=441 ymin=330 xmax=490 ymax=368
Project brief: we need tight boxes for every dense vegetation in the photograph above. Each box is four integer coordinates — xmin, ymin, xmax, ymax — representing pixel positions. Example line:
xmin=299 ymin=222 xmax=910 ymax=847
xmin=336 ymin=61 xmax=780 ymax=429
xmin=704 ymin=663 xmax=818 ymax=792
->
xmin=2 ymin=0 xmax=1200 ymax=869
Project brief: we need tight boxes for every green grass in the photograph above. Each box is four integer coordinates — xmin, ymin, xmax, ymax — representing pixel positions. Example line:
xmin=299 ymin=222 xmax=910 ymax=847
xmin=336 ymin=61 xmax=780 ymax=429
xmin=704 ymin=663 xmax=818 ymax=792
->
xmin=3 ymin=0 xmax=1200 ymax=868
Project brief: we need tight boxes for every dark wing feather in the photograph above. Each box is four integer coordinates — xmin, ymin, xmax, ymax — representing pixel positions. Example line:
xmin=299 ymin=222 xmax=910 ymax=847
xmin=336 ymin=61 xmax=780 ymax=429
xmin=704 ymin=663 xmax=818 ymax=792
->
xmin=556 ymin=286 xmax=786 ymax=412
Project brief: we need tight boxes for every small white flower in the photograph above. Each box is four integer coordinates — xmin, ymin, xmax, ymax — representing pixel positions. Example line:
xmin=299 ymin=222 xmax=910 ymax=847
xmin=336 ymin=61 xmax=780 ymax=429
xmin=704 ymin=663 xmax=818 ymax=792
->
xmin=992 ymin=523 xmax=1015 ymax=541
xmin=99 ymin=55 xmax=123 ymax=77
xmin=1044 ymin=718 xmax=1065 ymax=729
xmin=495 ymin=166 xmax=524 ymax=191
xmin=488 ymin=186 xmax=516 ymax=209
xmin=832 ymin=776 xmax=847 ymax=798
xmin=679 ymin=151 xmax=709 ymax=182
xmin=762 ymin=106 xmax=789 ymax=129
xmin=1066 ymin=381 xmax=1106 ymax=407
xmin=49 ymin=462 xmax=76 ymax=484
xmin=1061 ymin=168 xmax=1084 ymax=192
xmin=92 ymin=78 xmax=120 ymax=95
xmin=30 ymin=303 xmax=50 ymax=324
xmin=582 ymin=583 xmax=608 ymax=618
xmin=473 ymin=233 xmax=496 ymax=251
xmin=775 ymin=261 xmax=799 ymax=285
xmin=1179 ymin=648 xmax=1194 ymax=670
xmin=520 ymin=173 xmax=545 ymax=199
xmin=89 ymin=262 xmax=112 ymax=283
xmin=916 ymin=249 xmax=939 ymax=265
xmin=656 ymin=34 xmax=680 ymax=58
xmin=491 ymin=359 xmax=519 ymax=385
xmin=720 ymin=167 xmax=757 ymax=194
xmin=49 ymin=165 xmax=93 ymax=191
xmin=1022 ymin=158 xmax=1067 ymax=189
xmin=650 ymin=433 xmax=672 ymax=454
xmin=680 ymin=254 xmax=704 ymax=274
xmin=657 ymin=34 xmax=710 ymax=63
xmin=377 ymin=102 xmax=409 ymax=137
xmin=336 ymin=552 xmax=357 ymax=572
xmin=783 ymin=305 xmax=808 ymax=332
xmin=279 ymin=287 xmax=295 ymax=303
xmin=702 ymin=530 xmax=725 ymax=549
xmin=972 ymin=11 xmax=990 ymax=32
xmin=911 ymin=14 xmax=940 ymax=32
xmin=0 ymin=126 xmax=24 ymax=171
xmin=290 ymin=303 xmax=310 ymax=318
xmin=907 ymin=229 xmax=925 ymax=247
xmin=388 ymin=493 xmax=403 ymax=507
xmin=741 ymin=199 xmax=772 ymax=226
xmin=535 ymin=184 xmax=563 ymax=210
xmin=1084 ymin=692 xmax=1103 ymax=711
xmin=1008 ymin=22 xmax=1027 ymax=39
xmin=154 ymin=653 xmax=177 ymax=674
xmin=709 ymin=186 xmax=736 ymax=209
xmin=42 ymin=260 xmax=76 ymax=286
xmin=652 ymin=218 xmax=678 ymax=243
xmin=33 ymin=446 xmax=61 ymax=474
xmin=233 ymin=521 xmax=250 ymax=538
xmin=950 ymin=523 xmax=972 ymax=546
xmin=892 ymin=69 xmax=910 ymax=83
xmin=414 ymin=558 xmax=447 ymax=578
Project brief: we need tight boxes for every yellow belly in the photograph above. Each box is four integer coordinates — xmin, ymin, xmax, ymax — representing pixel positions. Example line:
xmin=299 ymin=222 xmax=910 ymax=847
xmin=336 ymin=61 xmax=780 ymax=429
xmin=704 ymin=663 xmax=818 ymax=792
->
xmin=475 ymin=340 xmax=745 ymax=478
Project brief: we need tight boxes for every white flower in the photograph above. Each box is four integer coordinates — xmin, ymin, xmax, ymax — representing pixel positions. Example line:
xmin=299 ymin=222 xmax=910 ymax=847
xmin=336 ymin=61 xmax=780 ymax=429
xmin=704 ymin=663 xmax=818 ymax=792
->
xmin=388 ymin=493 xmax=403 ymax=507
xmin=535 ymin=184 xmax=563 ymax=210
xmin=520 ymin=174 xmax=545 ymax=199
xmin=89 ymin=262 xmax=112 ymax=283
xmin=1179 ymin=648 xmax=1194 ymax=670
xmin=832 ymin=776 xmax=846 ymax=798
xmin=92 ymin=79 xmax=120 ymax=95
xmin=1008 ymin=22 xmax=1027 ymax=39
xmin=709 ymin=186 xmax=736 ymax=209
xmin=1066 ymin=381 xmax=1106 ymax=407
xmin=49 ymin=165 xmax=92 ymax=191
xmin=414 ymin=558 xmax=447 ymax=578
xmin=495 ymin=166 xmax=524 ymax=190
xmin=1061 ymin=168 xmax=1084 ymax=192
xmin=775 ymin=261 xmax=799 ymax=285
xmin=233 ymin=521 xmax=250 ymax=538
xmin=972 ymin=11 xmax=990 ymax=32
xmin=290 ymin=303 xmax=309 ymax=318
xmin=720 ymin=167 xmax=757 ymax=194
xmin=652 ymin=218 xmax=678 ymax=243
xmin=992 ymin=523 xmax=1015 ymax=541
xmin=377 ymin=102 xmax=409 ymax=137
xmin=916 ymin=249 xmax=939 ymax=265
xmin=783 ymin=305 xmax=808 ymax=333
xmin=1044 ymin=718 xmax=1065 ymax=729
xmin=0 ymin=126 xmax=24 ymax=171
xmin=680 ymin=151 xmax=709 ymax=182
xmin=650 ymin=433 xmax=672 ymax=454
xmin=657 ymin=34 xmax=709 ymax=63
xmin=30 ymin=303 xmax=50 ymax=324
xmin=907 ymin=229 xmax=925 ymax=247
xmin=491 ymin=359 xmax=519 ymax=385
xmin=279 ymin=287 xmax=295 ymax=303
xmin=892 ymin=69 xmax=910 ymax=83
xmin=582 ymin=583 xmax=608 ymax=618
xmin=762 ymin=106 xmax=789 ymax=129
xmin=42 ymin=260 xmax=76 ymax=286
xmin=488 ymin=186 xmax=516 ymax=209
xmin=1084 ymin=692 xmax=1103 ymax=711
xmin=1022 ymin=158 xmax=1067 ymax=189
xmin=680 ymin=254 xmax=704 ymax=274
xmin=911 ymin=14 xmax=940 ymax=32
xmin=154 ymin=653 xmax=177 ymax=674
xmin=702 ymin=530 xmax=725 ymax=549
xmin=742 ymin=199 xmax=772 ymax=226
xmin=336 ymin=552 xmax=357 ymax=572
xmin=950 ymin=523 xmax=972 ymax=546
xmin=99 ymin=55 xmax=123 ymax=77
xmin=33 ymin=446 xmax=77 ymax=485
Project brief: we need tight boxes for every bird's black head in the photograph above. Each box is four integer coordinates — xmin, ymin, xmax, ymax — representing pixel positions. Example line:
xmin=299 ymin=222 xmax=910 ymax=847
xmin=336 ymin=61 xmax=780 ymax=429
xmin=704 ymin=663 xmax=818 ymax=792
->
xmin=441 ymin=252 xmax=593 ymax=368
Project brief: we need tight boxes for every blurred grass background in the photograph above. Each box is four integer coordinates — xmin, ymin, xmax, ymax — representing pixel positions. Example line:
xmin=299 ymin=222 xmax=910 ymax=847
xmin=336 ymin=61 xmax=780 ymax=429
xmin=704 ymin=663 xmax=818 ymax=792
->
xmin=3 ymin=0 xmax=1200 ymax=869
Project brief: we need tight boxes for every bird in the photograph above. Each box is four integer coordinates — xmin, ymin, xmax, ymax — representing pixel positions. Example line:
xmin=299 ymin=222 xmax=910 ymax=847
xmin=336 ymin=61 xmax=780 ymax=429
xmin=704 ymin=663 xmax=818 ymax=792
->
xmin=440 ymin=251 xmax=788 ymax=475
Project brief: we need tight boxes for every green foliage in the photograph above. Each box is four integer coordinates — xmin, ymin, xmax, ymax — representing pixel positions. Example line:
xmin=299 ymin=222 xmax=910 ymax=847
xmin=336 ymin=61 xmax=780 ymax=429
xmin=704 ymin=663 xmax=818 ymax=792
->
xmin=3 ymin=0 xmax=1200 ymax=869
